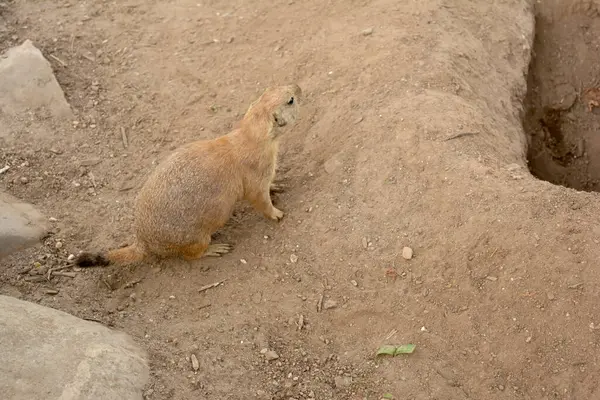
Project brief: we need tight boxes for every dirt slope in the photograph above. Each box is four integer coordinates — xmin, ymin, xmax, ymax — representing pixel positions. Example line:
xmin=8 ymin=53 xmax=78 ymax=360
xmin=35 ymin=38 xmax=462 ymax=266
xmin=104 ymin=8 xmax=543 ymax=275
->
xmin=2 ymin=0 xmax=600 ymax=399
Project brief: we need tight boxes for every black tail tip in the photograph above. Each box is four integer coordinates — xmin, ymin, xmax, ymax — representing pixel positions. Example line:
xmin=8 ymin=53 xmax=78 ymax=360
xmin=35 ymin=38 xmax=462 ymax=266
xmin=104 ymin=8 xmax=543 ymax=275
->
xmin=74 ymin=252 xmax=110 ymax=267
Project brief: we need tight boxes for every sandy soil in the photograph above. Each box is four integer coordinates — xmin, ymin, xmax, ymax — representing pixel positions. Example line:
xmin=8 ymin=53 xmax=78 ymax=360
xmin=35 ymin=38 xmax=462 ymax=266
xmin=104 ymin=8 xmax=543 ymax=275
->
xmin=2 ymin=0 xmax=600 ymax=399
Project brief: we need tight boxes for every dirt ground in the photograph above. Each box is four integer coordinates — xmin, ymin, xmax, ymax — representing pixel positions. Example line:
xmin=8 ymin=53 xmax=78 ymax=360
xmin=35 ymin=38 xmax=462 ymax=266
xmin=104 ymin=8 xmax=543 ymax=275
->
xmin=3 ymin=0 xmax=600 ymax=399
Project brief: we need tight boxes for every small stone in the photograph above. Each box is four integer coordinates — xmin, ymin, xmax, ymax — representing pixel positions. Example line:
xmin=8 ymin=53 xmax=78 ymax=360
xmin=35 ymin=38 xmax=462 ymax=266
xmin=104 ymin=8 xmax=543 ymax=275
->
xmin=498 ymin=385 xmax=505 ymax=391
xmin=361 ymin=237 xmax=368 ymax=249
xmin=334 ymin=375 xmax=352 ymax=388
xmin=240 ymin=259 xmax=247 ymax=264
xmin=49 ymin=217 xmax=58 ymax=222
xmin=20 ymin=176 xmax=29 ymax=184
xmin=55 ymin=241 xmax=63 ymax=249
xmin=361 ymin=27 xmax=374 ymax=36
xmin=350 ymin=280 xmax=358 ymax=287
xmin=67 ymin=254 xmax=75 ymax=261
xmin=354 ymin=116 xmax=364 ymax=124
xmin=323 ymin=299 xmax=338 ymax=310
xmin=260 ymin=348 xmax=268 ymax=354
xmin=45 ymin=289 xmax=59 ymax=295
xmin=190 ymin=354 xmax=199 ymax=371
xmin=547 ymin=292 xmax=555 ymax=300
xmin=265 ymin=350 xmax=279 ymax=361
xmin=525 ymin=336 xmax=532 ymax=343
xmin=402 ymin=247 xmax=413 ymax=260
xmin=486 ymin=276 xmax=498 ymax=282
xmin=290 ymin=254 xmax=298 ymax=263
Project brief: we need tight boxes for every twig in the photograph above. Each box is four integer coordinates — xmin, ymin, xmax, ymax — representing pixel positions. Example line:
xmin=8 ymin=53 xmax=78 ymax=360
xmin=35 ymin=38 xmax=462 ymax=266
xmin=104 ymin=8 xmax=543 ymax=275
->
xmin=0 ymin=165 xmax=10 ymax=174
xmin=121 ymin=127 xmax=128 ymax=148
xmin=316 ymin=293 xmax=324 ymax=312
xmin=198 ymin=280 xmax=226 ymax=293
xmin=23 ymin=275 xmax=46 ymax=283
xmin=124 ymin=278 xmax=142 ymax=288
xmin=52 ymin=271 xmax=76 ymax=278
xmin=83 ymin=317 xmax=104 ymax=324
xmin=101 ymin=278 xmax=113 ymax=291
xmin=297 ymin=314 xmax=305 ymax=331
xmin=50 ymin=54 xmax=68 ymax=67
xmin=70 ymin=34 xmax=75 ymax=54
xmin=88 ymin=172 xmax=97 ymax=189
xmin=48 ymin=264 xmax=73 ymax=280
xmin=198 ymin=303 xmax=211 ymax=310
xmin=444 ymin=132 xmax=479 ymax=141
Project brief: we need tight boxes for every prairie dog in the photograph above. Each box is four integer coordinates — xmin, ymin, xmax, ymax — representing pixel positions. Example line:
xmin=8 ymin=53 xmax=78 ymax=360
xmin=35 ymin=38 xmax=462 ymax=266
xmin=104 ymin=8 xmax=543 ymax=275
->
xmin=76 ymin=84 xmax=302 ymax=267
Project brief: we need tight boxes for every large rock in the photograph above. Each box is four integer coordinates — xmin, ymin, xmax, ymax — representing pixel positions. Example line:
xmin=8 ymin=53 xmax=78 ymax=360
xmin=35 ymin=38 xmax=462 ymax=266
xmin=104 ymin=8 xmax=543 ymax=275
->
xmin=0 ymin=39 xmax=72 ymax=118
xmin=0 ymin=295 xmax=149 ymax=400
xmin=0 ymin=191 xmax=49 ymax=259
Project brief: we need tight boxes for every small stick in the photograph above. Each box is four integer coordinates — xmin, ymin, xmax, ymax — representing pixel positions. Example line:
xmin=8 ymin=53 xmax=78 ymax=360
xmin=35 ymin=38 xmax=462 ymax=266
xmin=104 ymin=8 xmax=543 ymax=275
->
xmin=83 ymin=317 xmax=104 ymax=324
xmin=53 ymin=271 xmax=76 ymax=278
xmin=297 ymin=314 xmax=305 ymax=331
xmin=70 ymin=34 xmax=75 ymax=53
xmin=121 ymin=127 xmax=128 ymax=148
xmin=0 ymin=165 xmax=10 ymax=174
xmin=50 ymin=54 xmax=67 ymax=67
xmin=88 ymin=172 xmax=97 ymax=189
xmin=198 ymin=303 xmax=211 ymax=310
xmin=444 ymin=132 xmax=479 ymax=141
xmin=48 ymin=265 xmax=73 ymax=280
xmin=316 ymin=293 xmax=324 ymax=312
xmin=198 ymin=280 xmax=226 ymax=293
xmin=102 ymin=278 xmax=113 ymax=291
xmin=124 ymin=278 xmax=142 ymax=288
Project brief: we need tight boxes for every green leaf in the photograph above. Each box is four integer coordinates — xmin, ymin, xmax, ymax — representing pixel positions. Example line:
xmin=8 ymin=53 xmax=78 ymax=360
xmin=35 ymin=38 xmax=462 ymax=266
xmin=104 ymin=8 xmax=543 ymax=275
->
xmin=376 ymin=344 xmax=416 ymax=356
xmin=394 ymin=344 xmax=416 ymax=354
xmin=382 ymin=394 xmax=394 ymax=399
xmin=376 ymin=345 xmax=398 ymax=356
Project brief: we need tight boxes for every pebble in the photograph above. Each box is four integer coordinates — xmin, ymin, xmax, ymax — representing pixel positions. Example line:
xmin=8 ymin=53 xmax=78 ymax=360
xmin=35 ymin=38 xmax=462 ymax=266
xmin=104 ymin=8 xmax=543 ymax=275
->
xmin=190 ymin=354 xmax=199 ymax=371
xmin=49 ymin=217 xmax=58 ymax=222
xmin=45 ymin=289 xmax=59 ymax=295
xmin=402 ymin=247 xmax=413 ymax=260
xmin=334 ymin=375 xmax=353 ymax=388
xmin=350 ymin=280 xmax=358 ymax=287
xmin=361 ymin=27 xmax=374 ymax=36
xmin=240 ymin=259 xmax=247 ymax=264
xmin=290 ymin=254 xmax=298 ymax=263
xmin=19 ymin=176 xmax=29 ymax=184
xmin=547 ymin=292 xmax=555 ymax=300
xmin=324 ymin=299 xmax=338 ymax=310
xmin=67 ymin=254 xmax=75 ymax=261
xmin=265 ymin=350 xmax=279 ymax=361
xmin=486 ymin=276 xmax=498 ymax=282
xmin=361 ymin=237 xmax=368 ymax=249
xmin=55 ymin=241 xmax=63 ymax=249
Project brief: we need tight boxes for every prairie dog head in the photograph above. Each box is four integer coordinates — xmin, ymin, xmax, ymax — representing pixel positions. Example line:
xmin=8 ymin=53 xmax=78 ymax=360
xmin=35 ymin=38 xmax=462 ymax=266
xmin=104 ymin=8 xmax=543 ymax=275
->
xmin=244 ymin=84 xmax=302 ymax=137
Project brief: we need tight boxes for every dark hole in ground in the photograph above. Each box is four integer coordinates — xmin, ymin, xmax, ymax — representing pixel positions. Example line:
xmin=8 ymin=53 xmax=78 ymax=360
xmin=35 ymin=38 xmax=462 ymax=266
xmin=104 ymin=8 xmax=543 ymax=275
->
xmin=523 ymin=4 xmax=600 ymax=192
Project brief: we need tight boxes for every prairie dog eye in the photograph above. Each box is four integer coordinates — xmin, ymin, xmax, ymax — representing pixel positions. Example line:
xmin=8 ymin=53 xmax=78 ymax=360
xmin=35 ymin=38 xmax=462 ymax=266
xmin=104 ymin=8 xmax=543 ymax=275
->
xmin=287 ymin=97 xmax=294 ymax=105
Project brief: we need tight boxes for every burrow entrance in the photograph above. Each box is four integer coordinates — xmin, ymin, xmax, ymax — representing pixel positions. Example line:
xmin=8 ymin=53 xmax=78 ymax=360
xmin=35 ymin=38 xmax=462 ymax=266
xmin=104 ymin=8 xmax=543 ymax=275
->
xmin=523 ymin=4 xmax=600 ymax=192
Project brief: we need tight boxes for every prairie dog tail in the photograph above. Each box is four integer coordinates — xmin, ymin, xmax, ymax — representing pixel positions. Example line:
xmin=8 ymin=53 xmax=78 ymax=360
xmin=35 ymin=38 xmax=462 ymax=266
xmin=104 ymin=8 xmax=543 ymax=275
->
xmin=74 ymin=244 xmax=146 ymax=267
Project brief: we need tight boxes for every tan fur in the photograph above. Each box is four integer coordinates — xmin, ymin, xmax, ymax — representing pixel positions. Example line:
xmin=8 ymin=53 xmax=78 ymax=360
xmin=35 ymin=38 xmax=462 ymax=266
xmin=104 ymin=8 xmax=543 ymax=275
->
xmin=76 ymin=84 xmax=302 ymax=267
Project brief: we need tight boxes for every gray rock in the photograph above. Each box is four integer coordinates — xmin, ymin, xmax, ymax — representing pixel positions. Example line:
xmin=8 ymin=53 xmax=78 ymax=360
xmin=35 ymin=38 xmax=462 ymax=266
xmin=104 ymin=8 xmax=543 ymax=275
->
xmin=0 ymin=191 xmax=49 ymax=259
xmin=0 ymin=295 xmax=149 ymax=400
xmin=0 ymin=39 xmax=72 ymax=118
